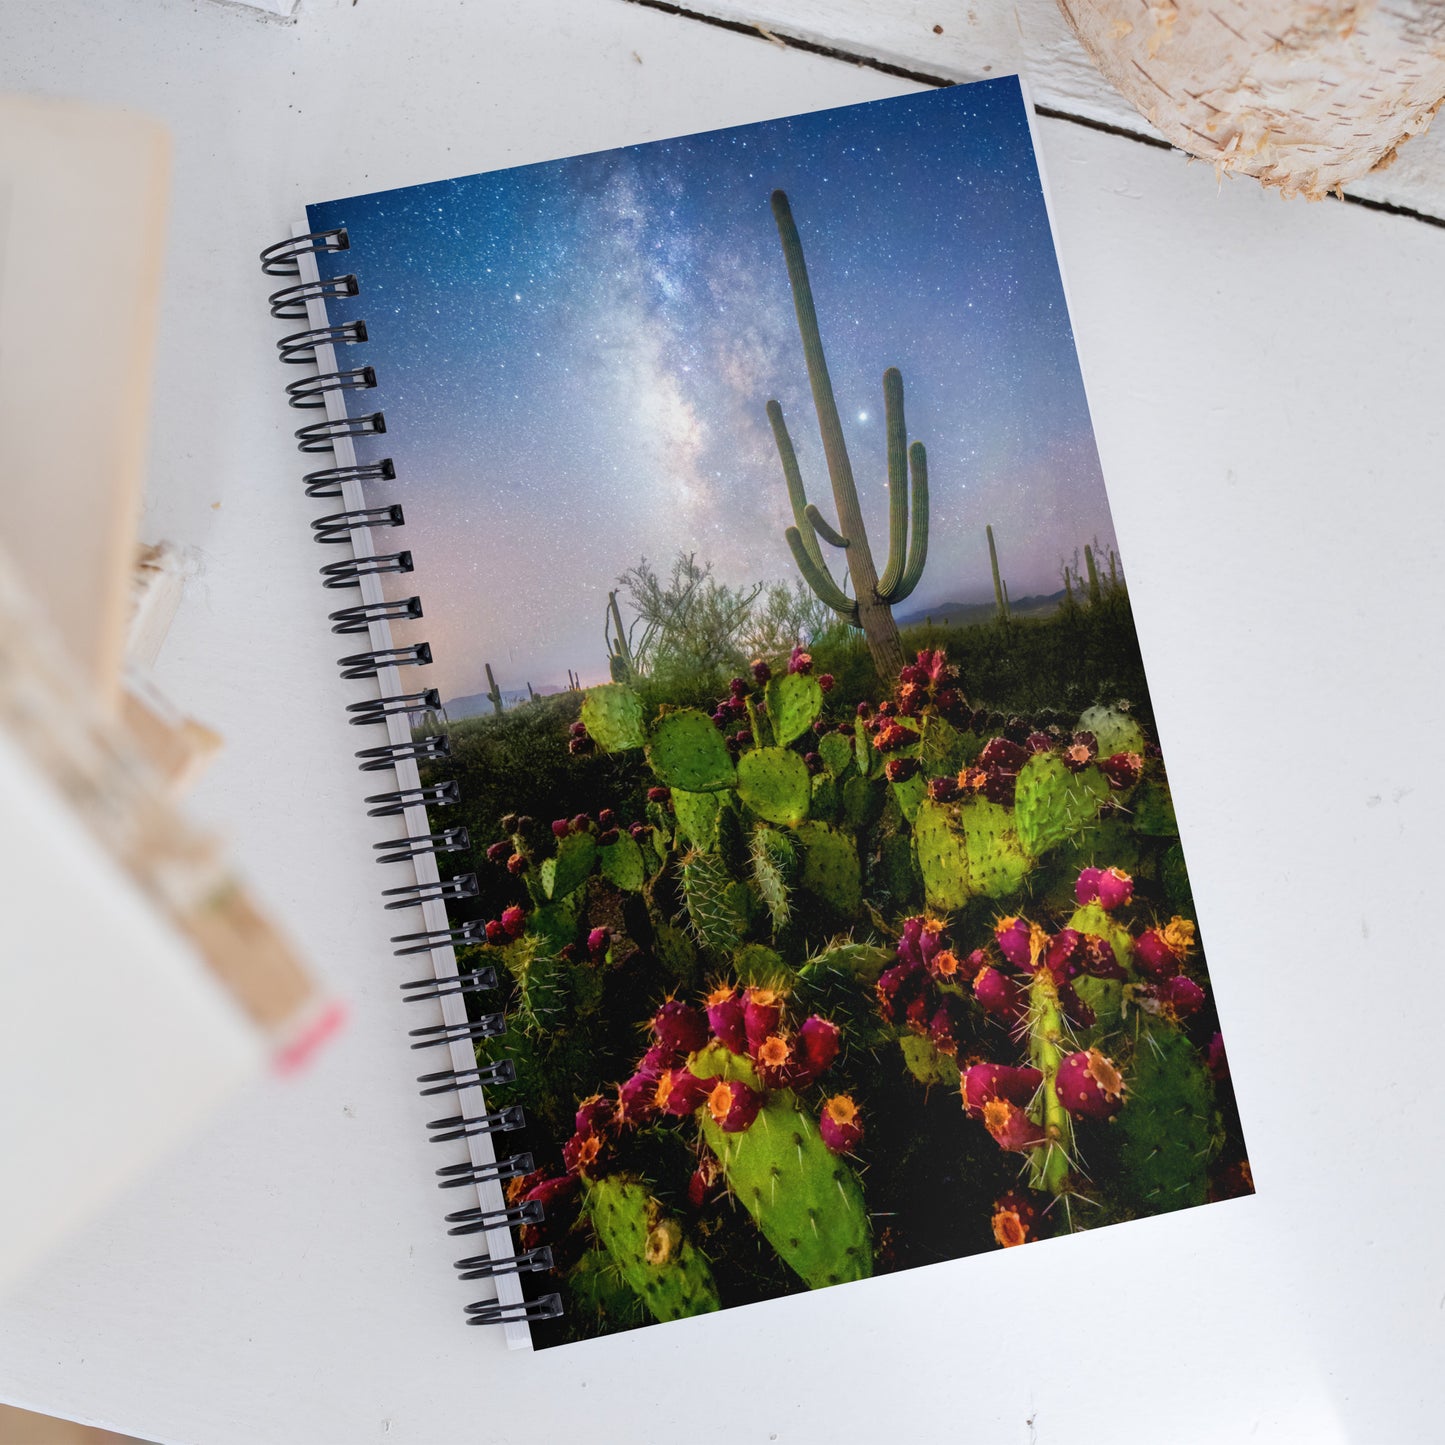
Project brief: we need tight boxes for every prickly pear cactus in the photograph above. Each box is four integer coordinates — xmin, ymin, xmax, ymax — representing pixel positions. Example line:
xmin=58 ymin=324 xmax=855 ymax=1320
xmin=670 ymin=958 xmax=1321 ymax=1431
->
xmin=749 ymin=825 xmax=795 ymax=931
xmin=681 ymin=848 xmax=746 ymax=953
xmin=1117 ymin=1025 xmax=1217 ymax=1216
xmin=585 ymin=1175 xmax=721 ymax=1322
xmin=1078 ymin=704 xmax=1146 ymax=759
xmin=793 ymin=820 xmax=861 ymax=917
xmin=580 ymin=683 xmax=645 ymax=752
xmin=648 ymin=709 xmax=736 ymax=792
xmin=542 ymin=830 xmax=597 ymax=901
xmin=692 ymin=1049 xmax=871 ymax=1290
xmin=737 ymin=746 xmax=811 ymax=826
xmin=913 ymin=799 xmax=970 ymax=911
xmin=817 ymin=730 xmax=853 ymax=777
xmin=764 ymin=671 xmax=824 ymax=746
xmin=958 ymin=798 xmax=1030 ymax=900
xmin=672 ymin=787 xmax=721 ymax=851
xmin=599 ymin=832 xmax=646 ymax=892
xmin=1013 ymin=752 xmax=1108 ymax=859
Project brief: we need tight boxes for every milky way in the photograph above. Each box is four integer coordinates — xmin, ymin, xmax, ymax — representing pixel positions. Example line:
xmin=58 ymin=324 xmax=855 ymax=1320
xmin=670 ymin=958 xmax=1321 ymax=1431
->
xmin=307 ymin=79 xmax=1118 ymax=704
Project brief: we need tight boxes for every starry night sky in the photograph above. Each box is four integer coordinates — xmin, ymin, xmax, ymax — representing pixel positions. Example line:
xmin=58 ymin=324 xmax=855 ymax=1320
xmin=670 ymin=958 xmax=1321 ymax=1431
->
xmin=307 ymin=78 xmax=1118 ymax=704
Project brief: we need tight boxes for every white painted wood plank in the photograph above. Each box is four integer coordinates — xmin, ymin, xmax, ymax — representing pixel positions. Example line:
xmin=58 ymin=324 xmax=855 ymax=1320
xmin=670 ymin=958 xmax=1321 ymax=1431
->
xmin=667 ymin=0 xmax=1445 ymax=218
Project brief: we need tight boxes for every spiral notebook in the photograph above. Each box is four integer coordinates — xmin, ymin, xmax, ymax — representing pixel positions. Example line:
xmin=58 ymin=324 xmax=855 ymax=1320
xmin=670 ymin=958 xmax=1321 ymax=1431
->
xmin=261 ymin=76 xmax=1252 ymax=1351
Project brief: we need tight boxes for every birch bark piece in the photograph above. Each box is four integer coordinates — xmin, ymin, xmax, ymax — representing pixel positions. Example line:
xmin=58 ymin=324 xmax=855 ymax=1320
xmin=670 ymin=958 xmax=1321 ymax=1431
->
xmin=1055 ymin=0 xmax=1445 ymax=198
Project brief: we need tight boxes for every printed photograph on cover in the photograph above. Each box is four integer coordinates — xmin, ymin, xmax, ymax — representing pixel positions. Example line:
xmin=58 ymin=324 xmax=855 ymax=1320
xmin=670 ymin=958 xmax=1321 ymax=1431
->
xmin=307 ymin=77 xmax=1252 ymax=1347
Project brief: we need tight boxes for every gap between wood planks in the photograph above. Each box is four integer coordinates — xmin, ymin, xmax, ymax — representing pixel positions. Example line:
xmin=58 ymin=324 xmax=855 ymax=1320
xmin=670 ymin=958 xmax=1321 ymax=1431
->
xmin=622 ymin=0 xmax=1445 ymax=232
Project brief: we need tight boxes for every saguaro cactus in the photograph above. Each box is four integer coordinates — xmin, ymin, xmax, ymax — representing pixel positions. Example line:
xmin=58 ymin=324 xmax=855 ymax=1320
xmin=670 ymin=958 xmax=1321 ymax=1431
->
xmin=986 ymin=525 xmax=1010 ymax=623
xmin=484 ymin=662 xmax=504 ymax=715
xmin=766 ymin=190 xmax=928 ymax=681
xmin=604 ymin=591 xmax=635 ymax=683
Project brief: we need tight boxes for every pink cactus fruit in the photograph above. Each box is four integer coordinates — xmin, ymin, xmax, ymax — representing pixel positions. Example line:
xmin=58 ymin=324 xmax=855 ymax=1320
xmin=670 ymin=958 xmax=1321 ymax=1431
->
xmin=706 ymin=1079 xmax=763 ymax=1133
xmin=1153 ymin=974 xmax=1206 ymax=1019
xmin=793 ymin=1016 xmax=841 ymax=1084
xmin=506 ymin=852 xmax=529 ymax=875
xmin=687 ymin=1153 xmax=723 ymax=1208
xmin=927 ymin=946 xmax=963 ymax=984
xmin=990 ymin=1189 xmax=1044 ymax=1248
xmin=562 ymin=1129 xmax=607 ymax=1176
xmin=972 ymin=962 xmax=1026 ymax=1023
xmin=705 ymin=983 xmax=747 ymax=1054
xmin=654 ymin=1067 xmax=714 ymax=1118
xmin=1132 ymin=927 xmax=1179 ymax=979
xmin=1100 ymin=751 xmax=1144 ymax=790
xmin=876 ymin=962 xmax=927 ymax=1024
xmin=1044 ymin=928 xmax=1085 ymax=984
xmin=927 ymin=995 xmax=970 ymax=1057
xmin=1095 ymin=866 xmax=1134 ymax=911
xmin=981 ymin=1099 xmax=1047 ymax=1152
xmin=652 ymin=1000 xmax=709 ymax=1060
xmin=788 ymin=645 xmax=813 ymax=675
xmin=517 ymin=1173 xmax=581 ymax=1250
xmin=1075 ymin=866 xmax=1103 ymax=905
xmin=484 ymin=919 xmax=505 ymax=946
xmin=960 ymin=1062 xmax=1043 ymax=1119
xmin=993 ymin=915 xmax=1036 ymax=972
xmin=753 ymin=1033 xmax=793 ymax=1088
xmin=551 ymin=818 xmax=570 ymax=838
xmin=977 ymin=736 xmax=1029 ymax=772
xmin=818 ymin=1094 xmax=864 ymax=1154
xmin=617 ymin=1063 xmax=664 ymax=1127
xmin=1207 ymin=1031 xmax=1231 ymax=1084
xmin=485 ymin=840 xmax=510 ymax=864
xmin=1053 ymin=1048 xmax=1126 ymax=1121
xmin=1079 ymin=934 xmax=1126 ymax=980
xmin=750 ymin=658 xmax=771 ymax=683
xmin=574 ymin=1093 xmax=616 ymax=1136
xmin=742 ymin=987 xmax=783 ymax=1055
xmin=586 ymin=926 xmax=610 ymax=960
xmin=818 ymin=673 xmax=835 ymax=692
xmin=885 ymin=756 xmax=920 ymax=783
xmin=500 ymin=905 xmax=527 ymax=939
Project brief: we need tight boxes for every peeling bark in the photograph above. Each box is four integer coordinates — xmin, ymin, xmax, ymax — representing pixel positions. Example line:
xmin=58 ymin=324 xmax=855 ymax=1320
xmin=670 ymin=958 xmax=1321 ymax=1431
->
xmin=1056 ymin=0 xmax=1445 ymax=198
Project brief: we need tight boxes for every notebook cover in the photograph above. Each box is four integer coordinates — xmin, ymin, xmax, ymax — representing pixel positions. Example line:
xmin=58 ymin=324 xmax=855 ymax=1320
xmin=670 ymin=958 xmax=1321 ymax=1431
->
xmin=304 ymin=76 xmax=1252 ymax=1347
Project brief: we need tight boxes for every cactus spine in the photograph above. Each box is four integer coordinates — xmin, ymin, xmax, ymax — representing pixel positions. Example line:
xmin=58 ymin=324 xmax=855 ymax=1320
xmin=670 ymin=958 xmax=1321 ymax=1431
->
xmin=485 ymin=662 xmax=504 ymax=715
xmin=766 ymin=190 xmax=928 ymax=682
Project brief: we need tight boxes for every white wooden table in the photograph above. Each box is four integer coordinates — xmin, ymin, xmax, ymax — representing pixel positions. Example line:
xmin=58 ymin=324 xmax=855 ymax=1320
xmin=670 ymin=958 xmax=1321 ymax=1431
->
xmin=2 ymin=2 xmax=1443 ymax=1441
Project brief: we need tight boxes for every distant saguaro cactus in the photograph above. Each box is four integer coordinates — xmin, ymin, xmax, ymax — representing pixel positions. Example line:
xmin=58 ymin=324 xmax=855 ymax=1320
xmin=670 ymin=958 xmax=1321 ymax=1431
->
xmin=1084 ymin=545 xmax=1101 ymax=605
xmin=986 ymin=524 xmax=1011 ymax=624
xmin=484 ymin=662 xmax=504 ymax=715
xmin=765 ymin=190 xmax=929 ymax=681
xmin=605 ymin=590 xmax=635 ymax=683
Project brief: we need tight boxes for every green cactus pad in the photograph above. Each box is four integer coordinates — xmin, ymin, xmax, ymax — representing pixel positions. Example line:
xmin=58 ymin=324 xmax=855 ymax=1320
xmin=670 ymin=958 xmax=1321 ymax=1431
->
xmin=880 ymin=830 xmax=921 ymax=905
xmin=1118 ymin=1025 xmax=1217 ymax=1216
xmin=580 ymin=683 xmax=645 ymax=752
xmin=500 ymin=934 xmax=568 ymax=1033
xmin=564 ymin=1245 xmax=647 ymax=1333
xmin=899 ymin=1034 xmax=961 ymax=1087
xmin=732 ymin=942 xmax=793 ymax=989
xmin=1067 ymin=901 xmax=1134 ymax=973
xmin=854 ymin=715 xmax=878 ymax=778
xmin=918 ymin=713 xmax=964 ymax=774
xmin=1131 ymin=781 xmax=1179 ymax=836
xmin=796 ymin=940 xmax=892 ymax=989
xmin=716 ymin=799 xmax=748 ymax=874
xmin=541 ymin=830 xmax=598 ymax=901
xmin=749 ymin=826 xmax=794 ymax=932
xmin=817 ymin=730 xmax=853 ymax=777
xmin=793 ymin=820 xmax=861 ymax=917
xmin=681 ymin=848 xmax=746 ymax=954
xmin=958 ymin=798 xmax=1030 ymax=900
xmin=809 ymin=772 xmax=840 ymax=824
xmin=693 ymin=1055 xmax=871 ymax=1290
xmin=598 ymin=833 xmax=646 ymax=892
xmin=671 ymin=788 xmax=721 ymax=851
xmin=736 ymin=747 xmax=811 ymax=827
xmin=647 ymin=709 xmax=736 ymax=792
xmin=1078 ymin=704 xmax=1147 ymax=760
xmin=1162 ymin=843 xmax=1195 ymax=915
xmin=764 ymin=671 xmax=824 ymax=747
xmin=890 ymin=771 xmax=926 ymax=823
xmin=520 ymin=892 xmax=580 ymax=952
xmin=585 ymin=1176 xmax=721 ymax=1323
xmin=653 ymin=920 xmax=700 ymax=989
xmin=913 ymin=799 xmax=971 ymax=912
xmin=842 ymin=774 xmax=884 ymax=830
xmin=1014 ymin=753 xmax=1109 ymax=859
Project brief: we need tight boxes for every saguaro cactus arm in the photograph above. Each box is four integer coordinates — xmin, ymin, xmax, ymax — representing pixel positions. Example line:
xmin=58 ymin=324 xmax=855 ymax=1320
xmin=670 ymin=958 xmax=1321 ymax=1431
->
xmin=893 ymin=440 xmax=929 ymax=602
xmin=805 ymin=504 xmax=849 ymax=550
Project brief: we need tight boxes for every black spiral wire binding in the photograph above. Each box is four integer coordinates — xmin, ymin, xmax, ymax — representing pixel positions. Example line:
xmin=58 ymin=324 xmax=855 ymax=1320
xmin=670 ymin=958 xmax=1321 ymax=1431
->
xmin=262 ymin=227 xmax=559 ymax=1335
